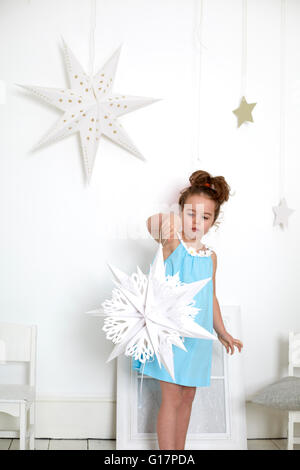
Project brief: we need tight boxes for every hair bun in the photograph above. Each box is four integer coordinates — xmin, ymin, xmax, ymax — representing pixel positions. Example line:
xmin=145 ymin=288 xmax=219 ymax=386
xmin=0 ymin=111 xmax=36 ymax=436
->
xmin=189 ymin=170 xmax=215 ymax=190
xmin=187 ymin=169 xmax=231 ymax=204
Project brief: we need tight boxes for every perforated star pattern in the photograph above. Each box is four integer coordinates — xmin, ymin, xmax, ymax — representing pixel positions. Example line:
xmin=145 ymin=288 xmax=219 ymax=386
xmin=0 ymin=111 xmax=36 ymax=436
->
xmin=86 ymin=241 xmax=217 ymax=381
xmin=16 ymin=38 xmax=159 ymax=182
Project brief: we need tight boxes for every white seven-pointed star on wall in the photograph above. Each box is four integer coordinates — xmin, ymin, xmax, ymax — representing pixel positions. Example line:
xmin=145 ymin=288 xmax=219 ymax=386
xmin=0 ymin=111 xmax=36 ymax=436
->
xmin=272 ymin=198 xmax=295 ymax=228
xmin=15 ymin=38 xmax=160 ymax=183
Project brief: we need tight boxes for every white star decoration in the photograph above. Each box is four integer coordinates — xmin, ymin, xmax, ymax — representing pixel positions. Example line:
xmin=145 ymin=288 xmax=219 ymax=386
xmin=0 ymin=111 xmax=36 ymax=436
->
xmin=15 ymin=38 xmax=159 ymax=182
xmin=86 ymin=240 xmax=217 ymax=381
xmin=273 ymin=198 xmax=295 ymax=229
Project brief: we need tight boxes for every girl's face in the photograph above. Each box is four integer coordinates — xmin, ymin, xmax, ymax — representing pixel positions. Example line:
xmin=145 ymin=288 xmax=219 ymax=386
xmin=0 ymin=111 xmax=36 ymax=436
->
xmin=181 ymin=193 xmax=215 ymax=241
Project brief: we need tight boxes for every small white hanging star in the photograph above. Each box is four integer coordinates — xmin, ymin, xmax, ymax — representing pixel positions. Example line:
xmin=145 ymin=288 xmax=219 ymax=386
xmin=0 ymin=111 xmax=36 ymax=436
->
xmin=272 ymin=198 xmax=295 ymax=228
xmin=15 ymin=38 xmax=160 ymax=182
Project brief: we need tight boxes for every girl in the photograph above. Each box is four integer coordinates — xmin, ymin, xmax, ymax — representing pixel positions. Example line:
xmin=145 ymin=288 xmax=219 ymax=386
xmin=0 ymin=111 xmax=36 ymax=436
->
xmin=132 ymin=170 xmax=243 ymax=450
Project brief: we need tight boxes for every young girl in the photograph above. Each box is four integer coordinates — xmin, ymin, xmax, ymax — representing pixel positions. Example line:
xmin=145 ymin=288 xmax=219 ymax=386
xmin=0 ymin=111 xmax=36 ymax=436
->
xmin=132 ymin=170 xmax=243 ymax=450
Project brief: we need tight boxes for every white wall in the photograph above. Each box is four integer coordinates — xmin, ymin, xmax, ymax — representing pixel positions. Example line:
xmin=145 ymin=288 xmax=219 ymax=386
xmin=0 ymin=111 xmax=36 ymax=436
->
xmin=0 ymin=0 xmax=300 ymax=439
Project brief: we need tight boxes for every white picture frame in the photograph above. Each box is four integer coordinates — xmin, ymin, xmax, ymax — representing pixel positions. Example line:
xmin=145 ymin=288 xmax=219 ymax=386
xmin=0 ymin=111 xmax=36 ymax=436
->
xmin=116 ymin=305 xmax=247 ymax=450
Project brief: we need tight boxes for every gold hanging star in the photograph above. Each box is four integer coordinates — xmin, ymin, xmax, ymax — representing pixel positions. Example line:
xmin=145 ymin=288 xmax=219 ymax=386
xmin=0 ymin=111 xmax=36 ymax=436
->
xmin=233 ymin=96 xmax=256 ymax=127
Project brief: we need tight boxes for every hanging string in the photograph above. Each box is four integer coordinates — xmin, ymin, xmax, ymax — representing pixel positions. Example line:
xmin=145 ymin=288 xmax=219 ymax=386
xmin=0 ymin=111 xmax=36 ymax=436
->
xmin=138 ymin=361 xmax=146 ymax=405
xmin=279 ymin=0 xmax=287 ymax=201
xmin=241 ymin=0 xmax=247 ymax=97
xmin=193 ymin=0 xmax=204 ymax=165
xmin=88 ymin=0 xmax=97 ymax=85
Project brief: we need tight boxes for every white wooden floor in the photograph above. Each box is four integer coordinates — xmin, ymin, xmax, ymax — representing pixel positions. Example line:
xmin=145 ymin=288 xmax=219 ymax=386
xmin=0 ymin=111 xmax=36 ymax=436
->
xmin=0 ymin=438 xmax=299 ymax=450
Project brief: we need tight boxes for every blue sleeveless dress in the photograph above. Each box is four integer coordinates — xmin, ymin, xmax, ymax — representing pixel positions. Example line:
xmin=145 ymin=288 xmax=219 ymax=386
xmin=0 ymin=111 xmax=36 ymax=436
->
xmin=132 ymin=233 xmax=215 ymax=387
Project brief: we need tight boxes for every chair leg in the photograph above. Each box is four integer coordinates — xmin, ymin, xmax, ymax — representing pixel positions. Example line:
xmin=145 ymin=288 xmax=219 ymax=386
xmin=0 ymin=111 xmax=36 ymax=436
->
xmin=287 ymin=413 xmax=294 ymax=450
xmin=29 ymin=432 xmax=35 ymax=451
xmin=19 ymin=403 xmax=27 ymax=450
xmin=29 ymin=403 xmax=35 ymax=450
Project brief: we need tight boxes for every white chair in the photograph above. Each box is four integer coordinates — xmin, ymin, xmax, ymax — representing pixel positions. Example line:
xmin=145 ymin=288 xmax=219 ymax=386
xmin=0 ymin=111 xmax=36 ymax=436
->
xmin=287 ymin=331 xmax=300 ymax=450
xmin=0 ymin=322 xmax=37 ymax=450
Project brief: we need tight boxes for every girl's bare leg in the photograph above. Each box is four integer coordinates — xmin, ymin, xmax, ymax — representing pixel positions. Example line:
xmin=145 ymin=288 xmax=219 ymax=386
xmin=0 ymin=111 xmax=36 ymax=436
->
xmin=157 ymin=381 xmax=183 ymax=449
xmin=174 ymin=386 xmax=196 ymax=450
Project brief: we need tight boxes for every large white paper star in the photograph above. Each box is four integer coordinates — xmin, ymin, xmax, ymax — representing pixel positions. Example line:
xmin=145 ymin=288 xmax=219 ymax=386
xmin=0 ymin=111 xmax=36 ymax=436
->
xmin=86 ymin=241 xmax=217 ymax=381
xmin=16 ymin=38 xmax=159 ymax=182
xmin=273 ymin=197 xmax=295 ymax=228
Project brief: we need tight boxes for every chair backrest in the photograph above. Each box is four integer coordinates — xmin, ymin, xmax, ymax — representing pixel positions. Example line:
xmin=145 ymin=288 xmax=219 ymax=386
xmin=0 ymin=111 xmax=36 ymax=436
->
xmin=289 ymin=331 xmax=300 ymax=376
xmin=0 ymin=322 xmax=37 ymax=387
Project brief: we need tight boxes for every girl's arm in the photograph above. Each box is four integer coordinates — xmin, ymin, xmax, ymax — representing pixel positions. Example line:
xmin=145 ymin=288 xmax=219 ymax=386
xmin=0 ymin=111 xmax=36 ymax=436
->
xmin=146 ymin=212 xmax=182 ymax=244
xmin=211 ymin=251 xmax=244 ymax=355
xmin=211 ymin=252 xmax=227 ymax=336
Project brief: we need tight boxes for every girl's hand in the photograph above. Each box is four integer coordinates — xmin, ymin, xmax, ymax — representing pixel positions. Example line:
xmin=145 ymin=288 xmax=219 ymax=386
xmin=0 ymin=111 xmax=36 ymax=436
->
xmin=161 ymin=212 xmax=182 ymax=241
xmin=217 ymin=331 xmax=243 ymax=355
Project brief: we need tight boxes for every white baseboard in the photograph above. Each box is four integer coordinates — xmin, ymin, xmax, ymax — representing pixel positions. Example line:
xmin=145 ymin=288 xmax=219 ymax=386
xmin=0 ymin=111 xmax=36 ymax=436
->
xmin=0 ymin=396 xmax=116 ymax=439
xmin=0 ymin=397 xmax=295 ymax=440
